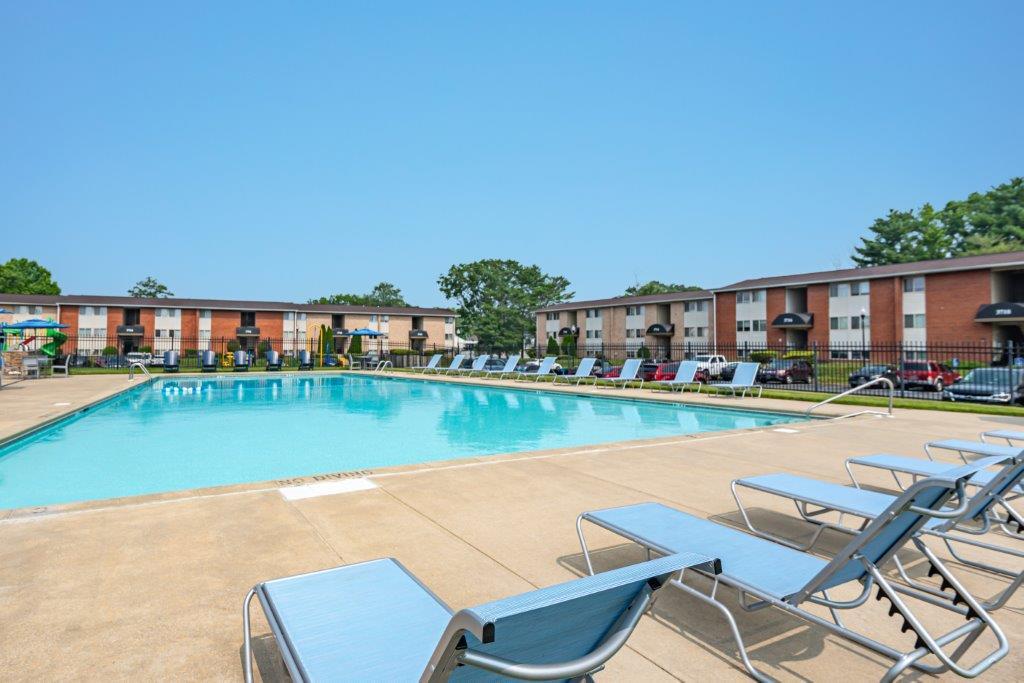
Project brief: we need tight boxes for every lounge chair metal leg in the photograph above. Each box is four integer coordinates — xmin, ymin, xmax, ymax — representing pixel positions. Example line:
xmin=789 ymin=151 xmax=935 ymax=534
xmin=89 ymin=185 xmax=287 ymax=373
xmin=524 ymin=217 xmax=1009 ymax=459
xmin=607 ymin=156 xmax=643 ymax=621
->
xmin=576 ymin=515 xmax=596 ymax=576
xmin=731 ymin=481 xmax=832 ymax=551
xmin=243 ymin=588 xmax=257 ymax=683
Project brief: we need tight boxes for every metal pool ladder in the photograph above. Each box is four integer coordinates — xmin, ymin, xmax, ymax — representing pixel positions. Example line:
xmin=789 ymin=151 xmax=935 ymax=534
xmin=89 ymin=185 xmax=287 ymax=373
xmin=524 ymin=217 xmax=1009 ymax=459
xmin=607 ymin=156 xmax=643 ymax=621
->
xmin=373 ymin=360 xmax=393 ymax=372
xmin=128 ymin=361 xmax=152 ymax=381
xmin=804 ymin=377 xmax=894 ymax=419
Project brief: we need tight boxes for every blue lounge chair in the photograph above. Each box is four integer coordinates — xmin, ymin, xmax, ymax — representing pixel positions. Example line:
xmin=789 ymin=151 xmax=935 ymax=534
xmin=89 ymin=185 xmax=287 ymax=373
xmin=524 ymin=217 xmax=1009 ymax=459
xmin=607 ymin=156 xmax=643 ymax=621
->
xmin=649 ymin=360 xmax=702 ymax=393
xmin=201 ymin=349 xmax=217 ymax=372
xmin=597 ymin=358 xmax=643 ymax=390
xmin=413 ymin=354 xmax=443 ymax=373
xmin=515 ymin=356 xmax=556 ymax=382
xmin=162 ymin=350 xmax=180 ymax=373
xmin=732 ymin=453 xmax=1024 ymax=611
xmin=434 ymin=354 xmax=465 ymax=375
xmin=455 ymin=354 xmax=490 ymax=377
xmin=552 ymin=357 xmax=597 ymax=386
xmin=265 ymin=350 xmax=282 ymax=371
xmin=577 ymin=461 xmax=1010 ymax=681
xmin=233 ymin=350 xmax=249 ymax=372
xmin=982 ymin=429 xmax=1024 ymax=445
xmin=298 ymin=350 xmax=314 ymax=371
xmin=480 ymin=355 xmax=521 ymax=379
xmin=243 ymin=552 xmax=714 ymax=683
xmin=709 ymin=361 xmax=762 ymax=398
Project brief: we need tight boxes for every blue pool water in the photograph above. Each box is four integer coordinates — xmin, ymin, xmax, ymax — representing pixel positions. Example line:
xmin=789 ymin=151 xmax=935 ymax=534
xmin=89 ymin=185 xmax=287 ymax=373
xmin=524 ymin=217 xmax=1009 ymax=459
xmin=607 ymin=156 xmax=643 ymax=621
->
xmin=0 ymin=375 xmax=803 ymax=509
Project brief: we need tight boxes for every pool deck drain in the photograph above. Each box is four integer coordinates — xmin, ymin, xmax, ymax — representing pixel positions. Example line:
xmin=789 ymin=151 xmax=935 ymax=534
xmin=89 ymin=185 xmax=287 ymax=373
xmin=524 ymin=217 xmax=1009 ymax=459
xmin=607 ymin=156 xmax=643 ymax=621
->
xmin=0 ymin=373 xmax=1022 ymax=681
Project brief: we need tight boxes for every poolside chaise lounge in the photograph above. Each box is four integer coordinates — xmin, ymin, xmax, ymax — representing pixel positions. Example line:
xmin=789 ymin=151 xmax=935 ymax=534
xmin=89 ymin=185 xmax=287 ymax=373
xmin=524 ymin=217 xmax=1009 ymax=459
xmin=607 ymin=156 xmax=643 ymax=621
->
xmin=515 ymin=356 xmax=556 ymax=382
xmin=163 ymin=350 xmax=180 ymax=373
xmin=298 ymin=350 xmax=314 ymax=371
xmin=731 ymin=452 xmax=1024 ymax=611
xmin=597 ymin=358 xmax=643 ymax=390
xmin=982 ymin=429 xmax=1024 ymax=445
xmin=552 ymin=357 xmax=597 ymax=386
xmin=454 ymin=354 xmax=490 ymax=377
xmin=577 ymin=461 xmax=1009 ymax=681
xmin=233 ymin=350 xmax=249 ymax=372
xmin=266 ymin=350 xmax=282 ymax=371
xmin=480 ymin=354 xmax=521 ymax=379
xmin=649 ymin=360 xmax=702 ymax=393
xmin=201 ymin=350 xmax=217 ymax=372
xmin=412 ymin=354 xmax=443 ymax=373
xmin=243 ymin=552 xmax=713 ymax=683
xmin=708 ymin=361 xmax=762 ymax=398
xmin=433 ymin=353 xmax=465 ymax=375
xmin=51 ymin=354 xmax=71 ymax=377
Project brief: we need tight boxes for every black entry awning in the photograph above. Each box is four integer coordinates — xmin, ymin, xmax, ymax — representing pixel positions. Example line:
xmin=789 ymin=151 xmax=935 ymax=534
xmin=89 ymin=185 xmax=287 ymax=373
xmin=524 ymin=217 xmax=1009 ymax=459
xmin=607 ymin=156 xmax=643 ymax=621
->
xmin=116 ymin=325 xmax=144 ymax=336
xmin=771 ymin=312 xmax=813 ymax=329
xmin=646 ymin=323 xmax=675 ymax=336
xmin=558 ymin=326 xmax=578 ymax=337
xmin=976 ymin=302 xmax=1024 ymax=323
xmin=409 ymin=329 xmax=429 ymax=339
xmin=333 ymin=328 xmax=351 ymax=337
xmin=236 ymin=326 xmax=260 ymax=337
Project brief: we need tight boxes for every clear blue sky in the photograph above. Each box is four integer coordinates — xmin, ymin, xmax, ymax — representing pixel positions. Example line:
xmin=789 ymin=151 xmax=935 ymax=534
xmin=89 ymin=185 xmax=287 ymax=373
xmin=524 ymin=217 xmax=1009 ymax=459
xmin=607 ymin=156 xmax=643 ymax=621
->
xmin=2 ymin=2 xmax=1021 ymax=306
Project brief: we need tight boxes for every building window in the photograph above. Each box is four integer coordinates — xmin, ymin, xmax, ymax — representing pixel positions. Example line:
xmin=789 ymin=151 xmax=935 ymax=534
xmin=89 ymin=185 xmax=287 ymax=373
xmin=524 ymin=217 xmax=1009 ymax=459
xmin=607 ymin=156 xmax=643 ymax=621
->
xmin=850 ymin=315 xmax=870 ymax=329
xmin=381 ymin=315 xmax=389 ymax=323
xmin=284 ymin=311 xmax=294 ymax=322
xmin=626 ymin=305 xmax=644 ymax=316
xmin=903 ymin=276 xmax=925 ymax=293
xmin=684 ymin=326 xmax=707 ymax=338
xmin=684 ymin=300 xmax=706 ymax=312
xmin=851 ymin=281 xmax=870 ymax=296
xmin=736 ymin=290 xmax=764 ymax=304
xmin=829 ymin=283 xmax=853 ymax=298
xmin=830 ymin=316 xmax=849 ymax=330
xmin=585 ymin=309 xmax=602 ymax=319
xmin=199 ymin=330 xmax=211 ymax=340
xmin=752 ymin=319 xmax=767 ymax=331
xmin=445 ymin=316 xmax=455 ymax=324
xmin=545 ymin=312 xmax=558 ymax=321
xmin=199 ymin=309 xmax=211 ymax=319
xmin=626 ymin=329 xmax=634 ymax=338
xmin=904 ymin=313 xmax=926 ymax=328
xmin=736 ymin=320 xmax=751 ymax=332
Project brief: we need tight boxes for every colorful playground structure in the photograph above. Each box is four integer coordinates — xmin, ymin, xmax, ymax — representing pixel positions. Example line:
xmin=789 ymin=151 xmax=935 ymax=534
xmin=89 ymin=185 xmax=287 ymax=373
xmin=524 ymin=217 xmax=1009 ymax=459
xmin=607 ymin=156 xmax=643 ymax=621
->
xmin=0 ymin=319 xmax=69 ymax=357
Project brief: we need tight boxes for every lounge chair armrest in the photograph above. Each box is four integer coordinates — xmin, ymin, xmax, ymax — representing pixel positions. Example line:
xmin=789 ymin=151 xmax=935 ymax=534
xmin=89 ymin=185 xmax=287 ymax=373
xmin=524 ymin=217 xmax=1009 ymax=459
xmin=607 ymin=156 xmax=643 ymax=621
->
xmin=907 ymin=479 xmax=970 ymax=519
xmin=456 ymin=584 xmax=654 ymax=681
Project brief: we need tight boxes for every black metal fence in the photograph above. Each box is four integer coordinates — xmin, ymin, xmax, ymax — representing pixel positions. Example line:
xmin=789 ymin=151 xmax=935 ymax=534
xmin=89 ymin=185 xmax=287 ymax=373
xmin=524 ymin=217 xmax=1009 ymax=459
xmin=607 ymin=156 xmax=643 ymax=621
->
xmin=7 ymin=334 xmax=1024 ymax=405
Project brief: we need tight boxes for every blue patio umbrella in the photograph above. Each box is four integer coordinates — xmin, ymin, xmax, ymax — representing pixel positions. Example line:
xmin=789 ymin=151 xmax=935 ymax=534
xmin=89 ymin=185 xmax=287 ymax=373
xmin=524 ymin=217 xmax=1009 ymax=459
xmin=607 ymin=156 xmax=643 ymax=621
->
xmin=348 ymin=327 xmax=382 ymax=337
xmin=1 ymin=318 xmax=69 ymax=329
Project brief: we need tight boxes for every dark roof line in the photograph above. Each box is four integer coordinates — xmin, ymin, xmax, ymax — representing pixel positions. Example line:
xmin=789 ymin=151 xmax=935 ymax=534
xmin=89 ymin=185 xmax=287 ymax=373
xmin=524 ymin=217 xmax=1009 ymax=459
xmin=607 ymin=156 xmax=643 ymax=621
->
xmin=536 ymin=289 xmax=712 ymax=313
xmin=0 ymin=293 xmax=455 ymax=316
xmin=713 ymin=250 xmax=1024 ymax=292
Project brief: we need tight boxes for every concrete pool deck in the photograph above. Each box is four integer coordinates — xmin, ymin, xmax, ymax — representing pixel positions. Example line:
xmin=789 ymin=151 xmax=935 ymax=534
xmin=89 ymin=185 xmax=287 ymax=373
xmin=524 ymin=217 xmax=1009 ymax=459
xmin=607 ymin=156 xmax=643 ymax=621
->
xmin=1 ymin=372 xmax=1022 ymax=680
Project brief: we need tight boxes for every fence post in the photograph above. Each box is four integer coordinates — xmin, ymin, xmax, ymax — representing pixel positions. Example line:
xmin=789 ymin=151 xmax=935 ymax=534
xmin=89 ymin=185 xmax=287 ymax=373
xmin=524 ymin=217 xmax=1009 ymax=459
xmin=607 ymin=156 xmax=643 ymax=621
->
xmin=812 ymin=341 xmax=819 ymax=393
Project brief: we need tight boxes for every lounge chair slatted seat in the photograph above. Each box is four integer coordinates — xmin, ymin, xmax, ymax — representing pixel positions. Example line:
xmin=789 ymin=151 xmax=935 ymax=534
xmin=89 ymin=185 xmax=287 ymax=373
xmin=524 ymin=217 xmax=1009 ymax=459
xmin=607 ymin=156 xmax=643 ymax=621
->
xmin=201 ymin=350 xmax=217 ymax=372
xmin=455 ymin=355 xmax=490 ymax=377
xmin=598 ymin=358 xmax=643 ymax=390
xmin=436 ymin=354 xmax=465 ymax=375
xmin=515 ymin=356 xmax=556 ymax=381
xmin=413 ymin=354 xmax=443 ymax=373
xmin=552 ymin=357 xmax=596 ymax=386
xmin=708 ymin=362 xmax=762 ymax=398
xmin=298 ymin=350 xmax=313 ymax=371
xmin=480 ymin=355 xmax=521 ymax=379
xmin=649 ymin=360 xmax=701 ymax=393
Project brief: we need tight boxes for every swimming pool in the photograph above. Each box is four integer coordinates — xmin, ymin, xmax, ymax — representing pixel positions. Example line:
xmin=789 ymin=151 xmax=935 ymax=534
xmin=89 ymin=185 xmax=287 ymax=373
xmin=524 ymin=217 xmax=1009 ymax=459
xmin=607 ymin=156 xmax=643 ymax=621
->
xmin=0 ymin=374 xmax=804 ymax=509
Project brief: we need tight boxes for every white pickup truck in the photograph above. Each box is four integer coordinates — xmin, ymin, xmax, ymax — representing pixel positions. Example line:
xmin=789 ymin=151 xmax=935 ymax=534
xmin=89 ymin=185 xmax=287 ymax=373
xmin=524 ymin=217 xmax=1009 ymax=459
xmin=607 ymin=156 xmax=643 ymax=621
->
xmin=693 ymin=354 xmax=729 ymax=379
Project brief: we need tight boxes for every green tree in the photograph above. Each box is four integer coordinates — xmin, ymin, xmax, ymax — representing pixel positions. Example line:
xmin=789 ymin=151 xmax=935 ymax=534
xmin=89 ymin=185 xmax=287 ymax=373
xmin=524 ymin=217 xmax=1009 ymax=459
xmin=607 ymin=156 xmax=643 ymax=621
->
xmin=438 ymin=260 xmax=572 ymax=350
xmin=348 ymin=333 xmax=363 ymax=355
xmin=636 ymin=344 xmax=651 ymax=359
xmin=319 ymin=325 xmax=334 ymax=354
xmin=128 ymin=277 xmax=174 ymax=298
xmin=309 ymin=282 xmax=409 ymax=307
xmin=851 ymin=207 xmax=952 ymax=266
xmin=0 ymin=258 xmax=60 ymax=294
xmin=623 ymin=280 xmax=703 ymax=296
xmin=560 ymin=334 xmax=576 ymax=357
xmin=545 ymin=336 xmax=560 ymax=354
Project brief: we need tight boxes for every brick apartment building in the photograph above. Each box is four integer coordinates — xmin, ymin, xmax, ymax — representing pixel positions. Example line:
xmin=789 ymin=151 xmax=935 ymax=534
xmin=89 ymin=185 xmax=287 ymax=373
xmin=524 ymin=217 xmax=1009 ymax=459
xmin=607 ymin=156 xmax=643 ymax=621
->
xmin=536 ymin=290 xmax=714 ymax=357
xmin=0 ymin=294 xmax=456 ymax=356
xmin=712 ymin=251 xmax=1024 ymax=357
xmin=536 ymin=251 xmax=1024 ymax=359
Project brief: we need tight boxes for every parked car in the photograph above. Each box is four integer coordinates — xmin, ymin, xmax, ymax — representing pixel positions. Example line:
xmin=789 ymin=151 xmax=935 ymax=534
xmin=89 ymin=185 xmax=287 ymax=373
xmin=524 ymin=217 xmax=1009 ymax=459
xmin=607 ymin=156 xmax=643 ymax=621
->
xmin=519 ymin=358 xmax=563 ymax=374
xmin=717 ymin=362 xmax=740 ymax=382
xmin=603 ymin=361 xmax=659 ymax=381
xmin=693 ymin=354 xmax=729 ymax=379
xmin=899 ymin=361 xmax=960 ymax=392
xmin=848 ymin=364 xmax=901 ymax=388
xmin=757 ymin=359 xmax=814 ymax=384
xmin=566 ymin=359 xmax=614 ymax=377
xmin=652 ymin=361 xmax=710 ymax=383
xmin=943 ymin=367 xmax=1024 ymax=404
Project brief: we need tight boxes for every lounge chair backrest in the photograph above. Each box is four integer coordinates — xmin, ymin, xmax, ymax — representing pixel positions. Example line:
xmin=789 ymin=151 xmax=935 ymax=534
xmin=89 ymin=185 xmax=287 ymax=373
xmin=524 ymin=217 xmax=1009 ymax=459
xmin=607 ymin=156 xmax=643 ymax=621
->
xmin=299 ymin=350 xmax=312 ymax=365
xmin=672 ymin=361 xmax=699 ymax=384
xmin=202 ymin=350 xmax=216 ymax=366
xmin=425 ymin=354 xmax=442 ymax=369
xmin=575 ymin=357 xmax=596 ymax=377
xmin=618 ymin=358 xmax=642 ymax=380
xmin=730 ymin=362 xmax=759 ymax=386
xmin=266 ymin=350 xmax=280 ymax=364
xmin=234 ymin=350 xmax=248 ymax=365
xmin=446 ymin=354 xmax=465 ymax=370
xmin=501 ymin=355 xmax=521 ymax=372
xmin=798 ymin=457 xmax=1007 ymax=600
xmin=471 ymin=355 xmax=490 ymax=371
xmin=535 ymin=356 xmax=556 ymax=375
xmin=164 ymin=350 xmax=179 ymax=366
xmin=959 ymin=452 xmax=1024 ymax=523
xmin=425 ymin=553 xmax=708 ymax=681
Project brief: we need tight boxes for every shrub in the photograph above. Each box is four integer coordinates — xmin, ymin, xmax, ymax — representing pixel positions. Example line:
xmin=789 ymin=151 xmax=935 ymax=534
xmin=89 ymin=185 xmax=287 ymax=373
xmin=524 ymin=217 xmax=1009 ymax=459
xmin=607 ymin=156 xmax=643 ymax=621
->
xmin=546 ymin=336 xmax=560 ymax=354
xmin=102 ymin=345 xmax=118 ymax=356
xmin=748 ymin=350 xmax=777 ymax=364
xmin=782 ymin=350 xmax=815 ymax=361
xmin=560 ymin=336 xmax=576 ymax=357
xmin=320 ymin=325 xmax=334 ymax=355
xmin=257 ymin=340 xmax=272 ymax=354
xmin=226 ymin=340 xmax=241 ymax=353
xmin=348 ymin=334 xmax=363 ymax=355
xmin=183 ymin=348 xmax=198 ymax=358
xmin=637 ymin=345 xmax=651 ymax=359
xmin=139 ymin=345 xmax=152 ymax=354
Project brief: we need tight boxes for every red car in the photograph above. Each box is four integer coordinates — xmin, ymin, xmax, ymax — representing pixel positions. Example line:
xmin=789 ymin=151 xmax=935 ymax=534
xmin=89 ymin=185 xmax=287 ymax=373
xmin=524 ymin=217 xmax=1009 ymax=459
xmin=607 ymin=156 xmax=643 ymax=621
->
xmin=900 ymin=361 xmax=960 ymax=392
xmin=652 ymin=361 xmax=710 ymax=383
xmin=604 ymin=361 xmax=660 ymax=381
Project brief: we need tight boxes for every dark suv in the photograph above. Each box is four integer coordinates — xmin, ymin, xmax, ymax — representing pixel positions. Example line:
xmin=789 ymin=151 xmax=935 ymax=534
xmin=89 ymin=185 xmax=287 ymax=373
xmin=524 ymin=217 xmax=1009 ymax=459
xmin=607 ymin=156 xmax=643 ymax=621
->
xmin=757 ymin=359 xmax=814 ymax=384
